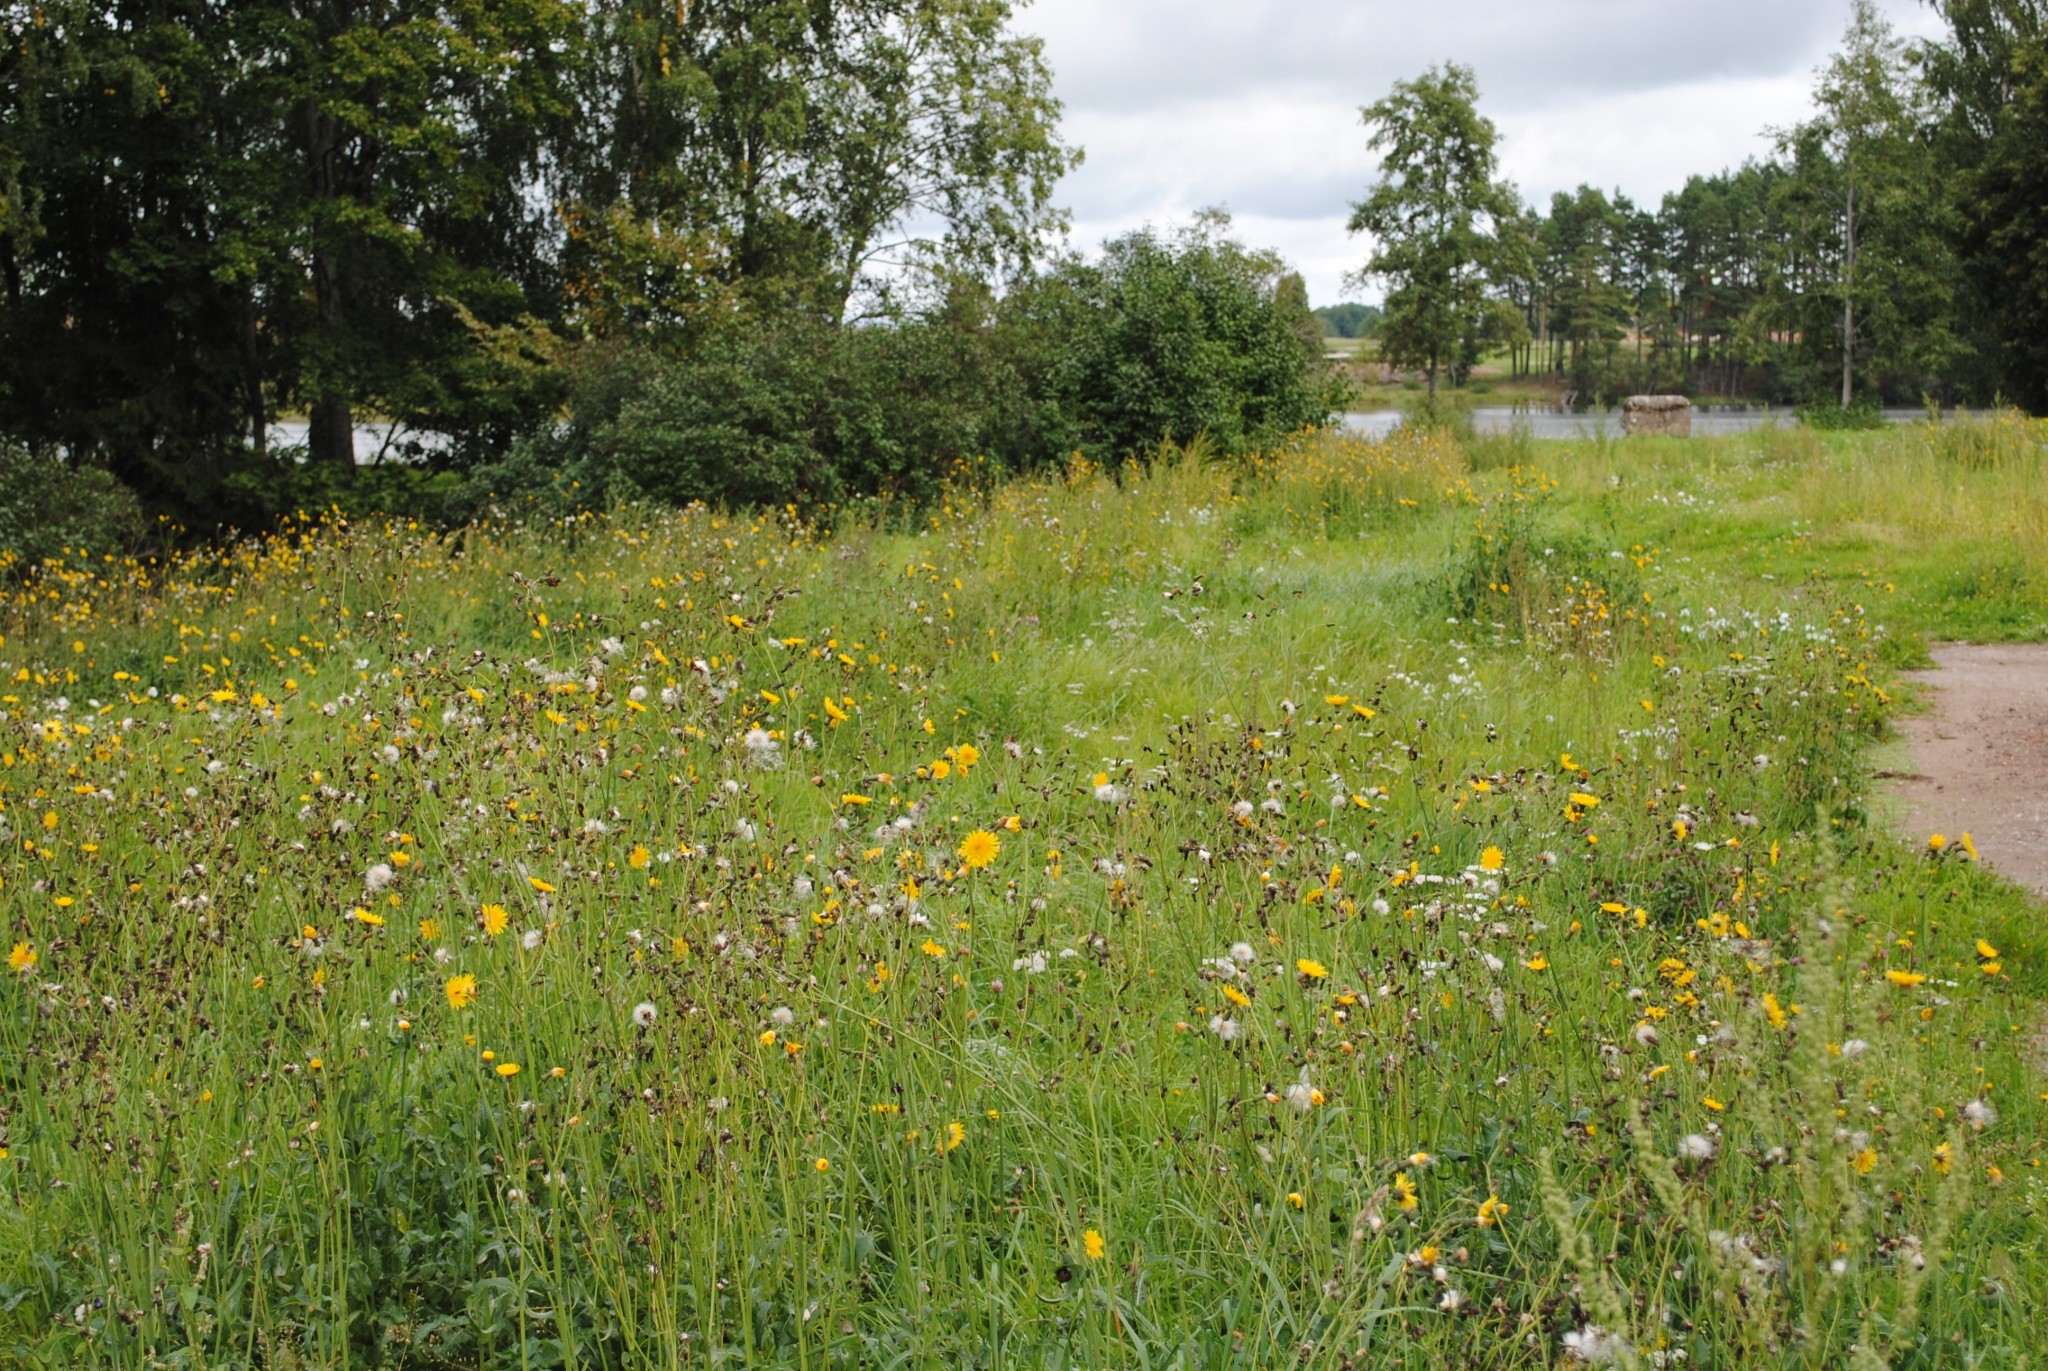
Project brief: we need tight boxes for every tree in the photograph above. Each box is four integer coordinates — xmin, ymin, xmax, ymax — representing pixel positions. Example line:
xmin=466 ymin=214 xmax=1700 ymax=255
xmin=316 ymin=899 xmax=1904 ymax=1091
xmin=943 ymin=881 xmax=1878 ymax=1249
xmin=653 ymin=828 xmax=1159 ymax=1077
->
xmin=0 ymin=0 xmax=583 ymax=512
xmin=1010 ymin=214 xmax=1340 ymax=462
xmin=562 ymin=0 xmax=1077 ymax=326
xmin=1924 ymin=0 xmax=2048 ymax=407
xmin=1346 ymin=64 xmax=1519 ymax=402
xmin=1780 ymin=1 xmax=1960 ymax=407
xmin=1312 ymin=302 xmax=1382 ymax=338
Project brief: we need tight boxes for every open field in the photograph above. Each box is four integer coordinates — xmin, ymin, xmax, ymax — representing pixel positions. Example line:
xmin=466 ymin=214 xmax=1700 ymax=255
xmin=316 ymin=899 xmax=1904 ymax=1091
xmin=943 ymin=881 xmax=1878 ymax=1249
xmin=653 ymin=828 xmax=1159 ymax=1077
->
xmin=2 ymin=417 xmax=2046 ymax=1368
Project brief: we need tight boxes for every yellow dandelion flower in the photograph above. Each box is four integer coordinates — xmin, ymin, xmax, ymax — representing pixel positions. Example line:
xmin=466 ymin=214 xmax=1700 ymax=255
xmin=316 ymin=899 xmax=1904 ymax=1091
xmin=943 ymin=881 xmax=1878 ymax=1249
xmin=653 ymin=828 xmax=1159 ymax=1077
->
xmin=628 ymin=845 xmax=652 ymax=869
xmin=1083 ymin=1228 xmax=1106 ymax=1260
xmin=1927 ymin=833 xmax=1947 ymax=851
xmin=1287 ymin=1191 xmax=1305 ymax=1209
xmin=1931 ymin=1142 xmax=1952 ymax=1175
xmin=444 ymin=973 xmax=477 ymax=1010
xmin=495 ymin=1062 xmax=521 ymax=1078
xmin=1523 ymin=956 xmax=1549 ymax=972
xmin=7 ymin=941 xmax=35 ymax=974
xmin=920 ymin=939 xmax=946 ymax=958
xmin=1296 ymin=958 xmax=1329 ymax=980
xmin=480 ymin=904 xmax=509 ymax=937
xmin=1702 ymin=1097 xmax=1726 ymax=1112
xmin=954 ymin=743 xmax=980 ymax=769
xmin=528 ymin=876 xmax=557 ymax=894
xmin=1884 ymin=970 xmax=1927 ymax=987
xmin=1392 ymin=1171 xmax=1418 ymax=1211
xmin=1222 ymin=983 xmax=1252 ymax=1008
xmin=814 ymin=1157 xmax=831 ymax=1172
xmin=1478 ymin=845 xmax=1504 ymax=872
xmin=942 ymin=1120 xmax=965 ymax=1153
xmin=1477 ymin=1194 xmax=1509 ymax=1227
xmin=1851 ymin=1147 xmax=1877 ymax=1175
xmin=1976 ymin=939 xmax=1999 ymax=960
xmin=958 ymin=829 xmax=1000 ymax=869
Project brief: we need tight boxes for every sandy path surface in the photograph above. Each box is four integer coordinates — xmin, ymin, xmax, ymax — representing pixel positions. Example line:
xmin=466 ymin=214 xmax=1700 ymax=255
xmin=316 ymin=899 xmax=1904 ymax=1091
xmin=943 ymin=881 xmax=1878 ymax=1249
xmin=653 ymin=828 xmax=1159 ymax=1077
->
xmin=1884 ymin=642 xmax=2048 ymax=899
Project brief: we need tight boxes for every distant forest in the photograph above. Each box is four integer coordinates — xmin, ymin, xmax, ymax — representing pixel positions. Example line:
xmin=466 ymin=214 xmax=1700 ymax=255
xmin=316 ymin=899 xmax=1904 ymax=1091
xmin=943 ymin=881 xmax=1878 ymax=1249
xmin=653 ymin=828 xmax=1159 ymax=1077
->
xmin=1314 ymin=304 xmax=1383 ymax=339
xmin=1333 ymin=2 xmax=2048 ymax=410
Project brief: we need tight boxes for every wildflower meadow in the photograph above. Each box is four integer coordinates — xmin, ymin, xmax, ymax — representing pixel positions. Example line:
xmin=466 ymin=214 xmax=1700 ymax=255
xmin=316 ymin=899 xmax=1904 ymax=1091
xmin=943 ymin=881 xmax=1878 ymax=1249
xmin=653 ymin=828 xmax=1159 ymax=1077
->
xmin=2 ymin=418 xmax=2045 ymax=1368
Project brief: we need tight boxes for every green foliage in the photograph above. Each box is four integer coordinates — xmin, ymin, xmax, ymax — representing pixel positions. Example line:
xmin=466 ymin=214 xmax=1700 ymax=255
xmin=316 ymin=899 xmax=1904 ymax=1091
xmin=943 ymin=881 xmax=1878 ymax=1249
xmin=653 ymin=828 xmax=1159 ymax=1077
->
xmin=1314 ymin=302 xmax=1383 ymax=338
xmin=1797 ymin=398 xmax=1889 ymax=430
xmin=0 ymin=445 xmax=147 ymax=571
xmin=1010 ymin=216 xmax=1343 ymax=464
xmin=0 ymin=0 xmax=1073 ymax=527
xmin=459 ymin=220 xmax=1339 ymax=517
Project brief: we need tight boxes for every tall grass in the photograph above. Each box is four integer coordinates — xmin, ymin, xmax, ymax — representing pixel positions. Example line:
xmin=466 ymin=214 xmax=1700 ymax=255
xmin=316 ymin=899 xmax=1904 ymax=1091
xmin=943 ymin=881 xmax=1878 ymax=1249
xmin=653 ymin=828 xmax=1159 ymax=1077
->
xmin=0 ymin=424 xmax=2041 ymax=1367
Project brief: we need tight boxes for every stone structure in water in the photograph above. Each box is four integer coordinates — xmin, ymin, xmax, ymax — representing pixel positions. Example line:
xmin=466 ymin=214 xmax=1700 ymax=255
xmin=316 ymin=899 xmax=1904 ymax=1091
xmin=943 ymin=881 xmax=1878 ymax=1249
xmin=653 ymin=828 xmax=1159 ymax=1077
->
xmin=1621 ymin=395 xmax=1692 ymax=437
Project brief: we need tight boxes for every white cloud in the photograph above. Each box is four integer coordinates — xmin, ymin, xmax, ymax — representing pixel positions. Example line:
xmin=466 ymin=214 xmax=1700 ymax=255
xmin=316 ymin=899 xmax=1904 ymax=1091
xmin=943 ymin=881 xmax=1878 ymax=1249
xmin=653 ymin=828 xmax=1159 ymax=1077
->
xmin=1020 ymin=0 xmax=1947 ymax=302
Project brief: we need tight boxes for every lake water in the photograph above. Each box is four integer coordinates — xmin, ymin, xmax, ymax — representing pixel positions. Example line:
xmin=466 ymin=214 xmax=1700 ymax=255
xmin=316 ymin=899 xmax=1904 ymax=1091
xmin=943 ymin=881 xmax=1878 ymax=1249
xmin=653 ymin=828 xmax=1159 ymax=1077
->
xmin=1340 ymin=405 xmax=1936 ymax=440
xmin=270 ymin=406 xmax=1941 ymax=464
xmin=269 ymin=420 xmax=447 ymax=464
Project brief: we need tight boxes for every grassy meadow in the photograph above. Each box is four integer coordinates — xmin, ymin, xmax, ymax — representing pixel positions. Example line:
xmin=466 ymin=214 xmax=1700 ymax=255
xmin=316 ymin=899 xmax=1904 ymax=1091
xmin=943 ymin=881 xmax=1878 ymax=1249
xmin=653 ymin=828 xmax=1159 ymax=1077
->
xmin=2 ymin=416 xmax=2046 ymax=1368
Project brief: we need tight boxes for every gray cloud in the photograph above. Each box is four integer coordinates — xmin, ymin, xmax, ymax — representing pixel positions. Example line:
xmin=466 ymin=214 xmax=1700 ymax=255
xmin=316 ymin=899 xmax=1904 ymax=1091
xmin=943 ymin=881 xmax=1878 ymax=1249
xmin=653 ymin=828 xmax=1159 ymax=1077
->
xmin=1020 ymin=0 xmax=1945 ymax=301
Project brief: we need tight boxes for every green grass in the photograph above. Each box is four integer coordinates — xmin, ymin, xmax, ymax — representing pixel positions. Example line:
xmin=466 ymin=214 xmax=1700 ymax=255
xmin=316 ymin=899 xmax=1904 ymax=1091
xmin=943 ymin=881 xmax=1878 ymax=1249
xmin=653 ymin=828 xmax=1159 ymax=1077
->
xmin=1 ymin=416 xmax=2045 ymax=1367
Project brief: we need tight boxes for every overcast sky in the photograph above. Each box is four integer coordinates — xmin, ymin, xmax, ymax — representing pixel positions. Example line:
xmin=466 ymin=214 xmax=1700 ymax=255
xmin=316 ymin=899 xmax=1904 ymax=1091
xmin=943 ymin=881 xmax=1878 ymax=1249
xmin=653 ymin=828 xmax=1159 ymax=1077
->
xmin=1017 ymin=0 xmax=1944 ymax=305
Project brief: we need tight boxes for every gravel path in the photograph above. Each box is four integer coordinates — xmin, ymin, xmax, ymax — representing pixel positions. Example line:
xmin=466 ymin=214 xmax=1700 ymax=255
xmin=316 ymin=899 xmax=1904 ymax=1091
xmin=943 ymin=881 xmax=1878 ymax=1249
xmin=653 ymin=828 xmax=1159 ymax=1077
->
xmin=1884 ymin=642 xmax=2048 ymax=899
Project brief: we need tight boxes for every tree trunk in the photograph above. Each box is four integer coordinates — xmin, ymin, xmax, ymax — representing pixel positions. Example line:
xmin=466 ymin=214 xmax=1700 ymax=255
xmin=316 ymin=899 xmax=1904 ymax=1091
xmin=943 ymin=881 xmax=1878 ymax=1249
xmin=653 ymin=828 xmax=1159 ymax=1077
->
xmin=309 ymin=395 xmax=355 ymax=473
xmin=1841 ymin=182 xmax=1855 ymax=409
xmin=305 ymin=96 xmax=355 ymax=480
xmin=243 ymin=296 xmax=266 ymax=457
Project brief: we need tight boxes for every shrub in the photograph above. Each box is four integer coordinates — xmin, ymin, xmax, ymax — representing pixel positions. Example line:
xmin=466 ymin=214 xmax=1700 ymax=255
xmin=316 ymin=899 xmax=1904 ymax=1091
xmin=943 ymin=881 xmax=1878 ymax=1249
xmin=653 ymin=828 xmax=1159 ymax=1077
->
xmin=0 ymin=444 xmax=147 ymax=571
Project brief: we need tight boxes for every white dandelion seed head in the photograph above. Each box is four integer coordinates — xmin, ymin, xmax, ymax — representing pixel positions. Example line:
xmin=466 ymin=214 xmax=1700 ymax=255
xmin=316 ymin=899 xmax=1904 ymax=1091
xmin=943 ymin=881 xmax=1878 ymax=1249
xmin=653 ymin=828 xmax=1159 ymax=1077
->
xmin=521 ymin=929 xmax=543 ymax=951
xmin=1230 ymin=800 xmax=1255 ymax=820
xmin=1371 ymin=898 xmax=1391 ymax=916
xmin=1562 ymin=1324 xmax=1619 ymax=1364
xmin=1229 ymin=941 xmax=1257 ymax=965
xmin=1963 ymin=1098 xmax=1997 ymax=1130
xmin=364 ymin=863 xmax=395 ymax=892
xmin=632 ymin=1001 xmax=658 ymax=1027
xmin=1209 ymin=1015 xmax=1243 ymax=1042
xmin=583 ymin=818 xmax=609 ymax=836
xmin=1840 ymin=1038 xmax=1870 ymax=1059
xmin=771 ymin=1006 xmax=795 ymax=1026
xmin=1678 ymin=1133 xmax=1718 ymax=1161
xmin=1094 ymin=782 xmax=1124 ymax=804
xmin=1284 ymin=1081 xmax=1318 ymax=1112
xmin=379 ymin=744 xmax=401 ymax=765
xmin=793 ymin=876 xmax=815 ymax=898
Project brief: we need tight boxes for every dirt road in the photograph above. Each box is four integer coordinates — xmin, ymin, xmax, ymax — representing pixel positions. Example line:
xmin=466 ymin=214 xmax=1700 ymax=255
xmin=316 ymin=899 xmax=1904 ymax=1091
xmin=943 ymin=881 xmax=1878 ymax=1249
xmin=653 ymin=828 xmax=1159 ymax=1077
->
xmin=1885 ymin=642 xmax=2048 ymax=899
